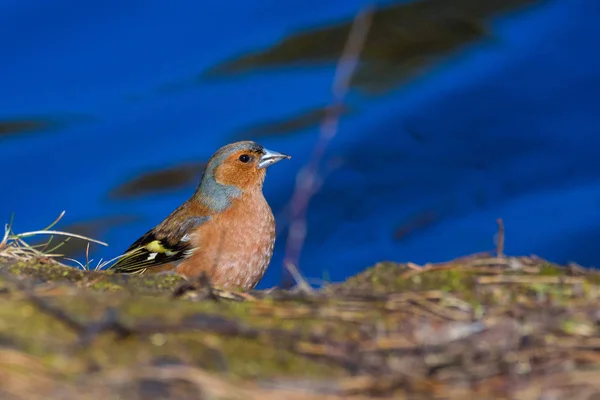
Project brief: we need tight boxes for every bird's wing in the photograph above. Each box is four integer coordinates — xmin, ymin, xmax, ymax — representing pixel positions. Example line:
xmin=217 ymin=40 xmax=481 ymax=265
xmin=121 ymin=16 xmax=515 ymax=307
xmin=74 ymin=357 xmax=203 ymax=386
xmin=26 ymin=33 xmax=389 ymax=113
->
xmin=108 ymin=215 xmax=210 ymax=274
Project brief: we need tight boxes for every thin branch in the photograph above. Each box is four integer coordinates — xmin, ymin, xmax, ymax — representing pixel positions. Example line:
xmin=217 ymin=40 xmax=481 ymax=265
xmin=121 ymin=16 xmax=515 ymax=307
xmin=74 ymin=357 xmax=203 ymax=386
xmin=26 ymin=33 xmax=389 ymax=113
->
xmin=496 ymin=218 xmax=504 ymax=258
xmin=284 ymin=261 xmax=314 ymax=293
xmin=282 ymin=7 xmax=373 ymax=284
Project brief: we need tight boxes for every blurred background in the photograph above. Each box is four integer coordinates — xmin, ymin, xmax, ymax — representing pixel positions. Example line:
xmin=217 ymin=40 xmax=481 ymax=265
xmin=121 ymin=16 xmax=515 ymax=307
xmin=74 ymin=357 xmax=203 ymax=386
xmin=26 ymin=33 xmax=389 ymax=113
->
xmin=1 ymin=0 xmax=599 ymax=289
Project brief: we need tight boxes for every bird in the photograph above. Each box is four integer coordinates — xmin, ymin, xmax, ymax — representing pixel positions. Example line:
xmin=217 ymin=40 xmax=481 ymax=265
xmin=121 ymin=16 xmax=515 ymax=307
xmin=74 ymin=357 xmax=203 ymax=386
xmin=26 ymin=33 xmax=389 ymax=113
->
xmin=108 ymin=141 xmax=290 ymax=290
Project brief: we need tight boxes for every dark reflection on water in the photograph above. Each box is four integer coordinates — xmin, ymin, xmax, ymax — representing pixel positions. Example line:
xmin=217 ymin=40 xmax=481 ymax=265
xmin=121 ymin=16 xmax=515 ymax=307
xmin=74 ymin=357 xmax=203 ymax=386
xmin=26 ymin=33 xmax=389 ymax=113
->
xmin=232 ymin=104 xmax=351 ymax=140
xmin=393 ymin=211 xmax=439 ymax=241
xmin=108 ymin=162 xmax=207 ymax=200
xmin=206 ymin=0 xmax=542 ymax=93
xmin=0 ymin=119 xmax=52 ymax=137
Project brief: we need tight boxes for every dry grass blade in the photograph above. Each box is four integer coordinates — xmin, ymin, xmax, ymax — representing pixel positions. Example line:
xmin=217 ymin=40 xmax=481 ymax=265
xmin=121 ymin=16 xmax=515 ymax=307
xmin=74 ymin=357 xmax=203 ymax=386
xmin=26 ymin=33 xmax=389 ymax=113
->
xmin=0 ymin=212 xmax=108 ymax=267
xmin=14 ymin=230 xmax=107 ymax=246
xmin=0 ymin=225 xmax=10 ymax=248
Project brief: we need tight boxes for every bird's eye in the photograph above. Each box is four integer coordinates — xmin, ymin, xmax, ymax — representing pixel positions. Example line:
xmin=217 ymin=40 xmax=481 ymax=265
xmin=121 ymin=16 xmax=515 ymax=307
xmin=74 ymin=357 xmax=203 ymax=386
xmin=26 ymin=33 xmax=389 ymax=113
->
xmin=238 ymin=154 xmax=251 ymax=163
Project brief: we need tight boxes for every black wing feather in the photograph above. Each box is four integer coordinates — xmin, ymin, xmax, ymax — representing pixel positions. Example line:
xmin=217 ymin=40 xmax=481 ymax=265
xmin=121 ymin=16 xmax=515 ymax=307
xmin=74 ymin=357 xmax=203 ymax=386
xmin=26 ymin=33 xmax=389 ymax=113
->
xmin=108 ymin=216 xmax=209 ymax=274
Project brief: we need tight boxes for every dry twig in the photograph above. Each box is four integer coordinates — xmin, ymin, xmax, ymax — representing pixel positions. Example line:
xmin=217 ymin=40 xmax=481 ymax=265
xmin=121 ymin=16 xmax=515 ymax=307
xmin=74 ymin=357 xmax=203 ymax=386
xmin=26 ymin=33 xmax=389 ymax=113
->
xmin=282 ymin=8 xmax=373 ymax=286
xmin=496 ymin=218 xmax=505 ymax=258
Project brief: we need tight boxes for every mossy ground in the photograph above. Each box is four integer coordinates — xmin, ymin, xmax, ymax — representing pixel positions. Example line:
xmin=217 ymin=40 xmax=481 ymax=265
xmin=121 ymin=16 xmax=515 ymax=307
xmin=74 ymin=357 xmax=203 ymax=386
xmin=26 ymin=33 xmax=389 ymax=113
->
xmin=2 ymin=253 xmax=600 ymax=399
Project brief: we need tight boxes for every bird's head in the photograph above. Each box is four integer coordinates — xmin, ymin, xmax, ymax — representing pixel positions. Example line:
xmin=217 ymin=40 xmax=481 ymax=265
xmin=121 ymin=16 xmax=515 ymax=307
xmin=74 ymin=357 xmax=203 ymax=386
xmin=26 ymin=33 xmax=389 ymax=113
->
xmin=197 ymin=141 xmax=290 ymax=209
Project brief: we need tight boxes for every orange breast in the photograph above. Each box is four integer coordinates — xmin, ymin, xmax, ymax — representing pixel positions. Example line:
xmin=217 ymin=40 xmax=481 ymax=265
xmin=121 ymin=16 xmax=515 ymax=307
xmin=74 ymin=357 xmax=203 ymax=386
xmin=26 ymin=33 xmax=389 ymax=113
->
xmin=176 ymin=191 xmax=275 ymax=290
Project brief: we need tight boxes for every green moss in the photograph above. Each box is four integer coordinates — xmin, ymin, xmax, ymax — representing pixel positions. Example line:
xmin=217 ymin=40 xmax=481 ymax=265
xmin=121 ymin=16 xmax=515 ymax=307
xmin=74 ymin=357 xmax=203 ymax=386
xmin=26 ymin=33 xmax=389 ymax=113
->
xmin=538 ymin=263 xmax=565 ymax=276
xmin=561 ymin=318 xmax=596 ymax=336
xmin=3 ymin=252 xmax=600 ymax=398
xmin=0 ymin=256 xmax=186 ymax=295
xmin=88 ymin=281 xmax=125 ymax=292
xmin=0 ymin=287 xmax=346 ymax=380
xmin=334 ymin=261 xmax=478 ymax=298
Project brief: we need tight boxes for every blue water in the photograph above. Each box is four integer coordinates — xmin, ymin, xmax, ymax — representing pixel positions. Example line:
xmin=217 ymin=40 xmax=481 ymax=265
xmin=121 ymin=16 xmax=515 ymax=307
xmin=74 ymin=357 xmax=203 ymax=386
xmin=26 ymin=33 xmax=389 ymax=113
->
xmin=1 ymin=0 xmax=599 ymax=288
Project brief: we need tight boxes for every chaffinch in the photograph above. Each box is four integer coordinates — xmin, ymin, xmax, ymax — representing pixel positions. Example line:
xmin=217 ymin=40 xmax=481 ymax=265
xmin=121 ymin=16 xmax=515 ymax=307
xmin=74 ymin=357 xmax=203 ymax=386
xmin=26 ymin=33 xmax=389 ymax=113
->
xmin=109 ymin=141 xmax=290 ymax=290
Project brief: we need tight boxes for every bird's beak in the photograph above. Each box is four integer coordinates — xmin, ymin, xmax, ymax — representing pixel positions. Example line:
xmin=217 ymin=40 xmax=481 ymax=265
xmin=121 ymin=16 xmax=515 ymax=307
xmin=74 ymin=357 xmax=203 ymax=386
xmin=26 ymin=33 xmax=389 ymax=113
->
xmin=258 ymin=148 xmax=291 ymax=169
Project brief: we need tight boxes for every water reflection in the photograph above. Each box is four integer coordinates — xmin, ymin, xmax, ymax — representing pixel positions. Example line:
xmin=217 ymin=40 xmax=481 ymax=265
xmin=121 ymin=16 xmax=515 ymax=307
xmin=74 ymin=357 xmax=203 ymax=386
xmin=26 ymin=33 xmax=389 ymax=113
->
xmin=108 ymin=161 xmax=207 ymax=200
xmin=0 ymin=119 xmax=52 ymax=137
xmin=232 ymin=104 xmax=351 ymax=140
xmin=206 ymin=0 xmax=542 ymax=93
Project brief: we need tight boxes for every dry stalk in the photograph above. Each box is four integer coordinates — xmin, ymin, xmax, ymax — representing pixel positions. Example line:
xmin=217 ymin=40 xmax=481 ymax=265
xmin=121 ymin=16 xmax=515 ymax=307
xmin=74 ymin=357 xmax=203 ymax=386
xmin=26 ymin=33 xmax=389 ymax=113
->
xmin=282 ymin=7 xmax=373 ymax=285
xmin=496 ymin=218 xmax=505 ymax=258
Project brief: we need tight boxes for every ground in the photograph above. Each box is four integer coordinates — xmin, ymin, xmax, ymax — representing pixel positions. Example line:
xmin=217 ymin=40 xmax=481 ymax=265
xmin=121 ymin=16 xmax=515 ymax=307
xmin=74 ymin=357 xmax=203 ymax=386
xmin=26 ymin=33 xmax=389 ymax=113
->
xmin=1 ymin=251 xmax=600 ymax=399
